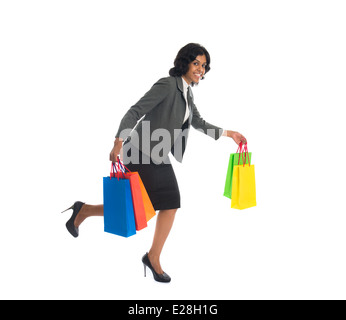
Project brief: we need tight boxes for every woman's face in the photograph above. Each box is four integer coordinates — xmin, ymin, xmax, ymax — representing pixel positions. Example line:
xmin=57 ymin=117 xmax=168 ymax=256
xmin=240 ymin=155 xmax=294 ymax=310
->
xmin=182 ymin=54 xmax=207 ymax=85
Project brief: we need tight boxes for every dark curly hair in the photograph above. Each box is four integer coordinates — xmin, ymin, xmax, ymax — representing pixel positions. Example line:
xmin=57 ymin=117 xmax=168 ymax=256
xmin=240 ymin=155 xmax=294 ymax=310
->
xmin=169 ymin=43 xmax=211 ymax=83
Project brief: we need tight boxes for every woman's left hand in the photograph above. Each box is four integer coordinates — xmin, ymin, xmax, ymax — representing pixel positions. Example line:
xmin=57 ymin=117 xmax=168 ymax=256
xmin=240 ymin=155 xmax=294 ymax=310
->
xmin=226 ymin=130 xmax=247 ymax=145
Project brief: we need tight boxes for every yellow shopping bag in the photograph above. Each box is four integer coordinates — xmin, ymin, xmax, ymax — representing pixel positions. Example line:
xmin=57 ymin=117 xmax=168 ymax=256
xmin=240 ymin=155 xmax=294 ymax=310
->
xmin=231 ymin=164 xmax=256 ymax=210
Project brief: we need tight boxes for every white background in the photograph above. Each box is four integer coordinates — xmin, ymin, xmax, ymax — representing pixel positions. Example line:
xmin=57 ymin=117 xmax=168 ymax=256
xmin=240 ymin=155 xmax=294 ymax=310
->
xmin=1 ymin=0 xmax=345 ymax=300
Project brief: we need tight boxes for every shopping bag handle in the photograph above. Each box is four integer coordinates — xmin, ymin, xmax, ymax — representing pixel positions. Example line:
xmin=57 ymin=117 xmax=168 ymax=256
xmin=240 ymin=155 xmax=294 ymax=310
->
xmin=237 ymin=142 xmax=245 ymax=165
xmin=236 ymin=141 xmax=244 ymax=154
xmin=242 ymin=143 xmax=251 ymax=167
xmin=116 ymin=157 xmax=132 ymax=173
xmin=110 ymin=162 xmax=119 ymax=180
xmin=110 ymin=157 xmax=132 ymax=180
xmin=237 ymin=142 xmax=251 ymax=166
xmin=110 ymin=158 xmax=126 ymax=180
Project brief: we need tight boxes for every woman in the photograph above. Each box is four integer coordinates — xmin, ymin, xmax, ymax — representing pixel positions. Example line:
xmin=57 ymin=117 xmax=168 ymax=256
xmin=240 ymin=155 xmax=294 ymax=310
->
xmin=62 ymin=43 xmax=246 ymax=283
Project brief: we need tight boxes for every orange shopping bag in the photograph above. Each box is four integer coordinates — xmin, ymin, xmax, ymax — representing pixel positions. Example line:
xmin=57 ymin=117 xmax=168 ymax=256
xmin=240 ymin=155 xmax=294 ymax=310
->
xmin=136 ymin=174 xmax=156 ymax=222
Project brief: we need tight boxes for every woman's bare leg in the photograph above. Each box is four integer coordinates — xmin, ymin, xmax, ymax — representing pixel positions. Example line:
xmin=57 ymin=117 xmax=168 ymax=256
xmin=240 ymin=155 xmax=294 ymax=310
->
xmin=148 ymin=209 xmax=177 ymax=274
xmin=74 ymin=204 xmax=103 ymax=228
xmin=74 ymin=205 xmax=177 ymax=275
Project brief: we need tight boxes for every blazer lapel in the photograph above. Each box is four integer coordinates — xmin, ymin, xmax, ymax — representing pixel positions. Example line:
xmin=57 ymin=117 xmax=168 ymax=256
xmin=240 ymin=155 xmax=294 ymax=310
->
xmin=176 ymin=76 xmax=184 ymax=95
xmin=175 ymin=76 xmax=190 ymax=123
xmin=176 ymin=76 xmax=188 ymax=105
xmin=187 ymin=86 xmax=193 ymax=125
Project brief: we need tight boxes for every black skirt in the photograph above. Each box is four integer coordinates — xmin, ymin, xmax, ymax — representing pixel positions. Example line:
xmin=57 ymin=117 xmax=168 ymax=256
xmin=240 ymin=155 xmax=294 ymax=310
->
xmin=123 ymin=147 xmax=180 ymax=211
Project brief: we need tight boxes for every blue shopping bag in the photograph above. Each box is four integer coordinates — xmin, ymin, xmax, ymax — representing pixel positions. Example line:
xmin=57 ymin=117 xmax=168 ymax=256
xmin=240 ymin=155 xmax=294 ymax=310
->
xmin=103 ymin=174 xmax=136 ymax=237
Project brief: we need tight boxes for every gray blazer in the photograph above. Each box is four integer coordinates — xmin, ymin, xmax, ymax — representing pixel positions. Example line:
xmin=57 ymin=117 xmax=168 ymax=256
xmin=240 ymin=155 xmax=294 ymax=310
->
xmin=115 ymin=76 xmax=223 ymax=163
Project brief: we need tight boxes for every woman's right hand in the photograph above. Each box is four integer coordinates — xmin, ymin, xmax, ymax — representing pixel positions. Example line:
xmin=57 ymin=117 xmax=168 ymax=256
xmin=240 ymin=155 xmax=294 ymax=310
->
xmin=109 ymin=138 xmax=123 ymax=162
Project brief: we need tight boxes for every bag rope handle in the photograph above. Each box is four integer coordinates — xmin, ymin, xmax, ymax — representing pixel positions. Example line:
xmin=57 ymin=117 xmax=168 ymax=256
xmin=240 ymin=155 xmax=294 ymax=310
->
xmin=242 ymin=143 xmax=251 ymax=167
xmin=237 ymin=142 xmax=244 ymax=165
xmin=116 ymin=157 xmax=131 ymax=173
xmin=110 ymin=157 xmax=132 ymax=180
xmin=236 ymin=142 xmax=251 ymax=166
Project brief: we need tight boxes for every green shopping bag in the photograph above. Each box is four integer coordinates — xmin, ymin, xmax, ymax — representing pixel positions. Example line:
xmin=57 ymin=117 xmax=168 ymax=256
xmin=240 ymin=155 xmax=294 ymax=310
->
xmin=223 ymin=143 xmax=251 ymax=199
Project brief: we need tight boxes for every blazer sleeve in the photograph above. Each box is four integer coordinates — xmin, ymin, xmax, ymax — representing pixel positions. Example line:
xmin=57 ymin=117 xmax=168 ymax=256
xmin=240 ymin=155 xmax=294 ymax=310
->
xmin=115 ymin=78 xmax=171 ymax=140
xmin=190 ymin=97 xmax=223 ymax=141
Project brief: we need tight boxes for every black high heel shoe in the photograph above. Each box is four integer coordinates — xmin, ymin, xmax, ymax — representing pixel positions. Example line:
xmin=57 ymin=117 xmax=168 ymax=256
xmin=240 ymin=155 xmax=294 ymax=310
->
xmin=142 ymin=253 xmax=171 ymax=283
xmin=61 ymin=201 xmax=85 ymax=238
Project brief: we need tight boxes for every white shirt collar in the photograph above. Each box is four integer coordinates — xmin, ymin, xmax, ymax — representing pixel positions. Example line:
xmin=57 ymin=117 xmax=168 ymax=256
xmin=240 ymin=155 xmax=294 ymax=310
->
xmin=181 ymin=77 xmax=190 ymax=123
xmin=182 ymin=77 xmax=190 ymax=92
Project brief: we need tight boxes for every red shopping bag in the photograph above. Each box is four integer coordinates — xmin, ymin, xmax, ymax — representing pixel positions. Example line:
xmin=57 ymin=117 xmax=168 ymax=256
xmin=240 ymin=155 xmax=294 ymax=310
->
xmin=111 ymin=162 xmax=147 ymax=231
xmin=124 ymin=172 xmax=156 ymax=222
